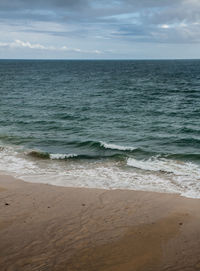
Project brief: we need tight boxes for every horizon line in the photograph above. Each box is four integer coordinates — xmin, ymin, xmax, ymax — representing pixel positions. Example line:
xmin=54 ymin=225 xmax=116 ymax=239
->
xmin=0 ymin=58 xmax=200 ymax=61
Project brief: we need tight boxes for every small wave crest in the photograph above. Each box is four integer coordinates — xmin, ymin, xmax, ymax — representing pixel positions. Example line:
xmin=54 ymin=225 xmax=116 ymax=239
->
xmin=99 ymin=141 xmax=136 ymax=151
xmin=50 ymin=153 xmax=78 ymax=159
xmin=27 ymin=150 xmax=78 ymax=160
xmin=75 ymin=140 xmax=137 ymax=152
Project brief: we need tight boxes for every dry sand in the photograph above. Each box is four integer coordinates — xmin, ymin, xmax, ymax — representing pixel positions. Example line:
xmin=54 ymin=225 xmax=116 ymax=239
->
xmin=0 ymin=174 xmax=200 ymax=271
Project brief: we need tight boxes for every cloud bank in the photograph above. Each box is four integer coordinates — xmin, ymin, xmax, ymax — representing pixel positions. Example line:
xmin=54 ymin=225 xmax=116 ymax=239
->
xmin=0 ymin=39 xmax=102 ymax=54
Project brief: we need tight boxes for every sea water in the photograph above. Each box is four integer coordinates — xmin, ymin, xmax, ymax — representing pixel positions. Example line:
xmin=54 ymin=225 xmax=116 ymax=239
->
xmin=0 ymin=59 xmax=200 ymax=198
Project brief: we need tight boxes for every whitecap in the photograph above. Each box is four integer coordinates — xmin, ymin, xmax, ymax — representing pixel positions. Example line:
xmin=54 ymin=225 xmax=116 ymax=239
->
xmin=50 ymin=153 xmax=78 ymax=159
xmin=100 ymin=141 xmax=136 ymax=151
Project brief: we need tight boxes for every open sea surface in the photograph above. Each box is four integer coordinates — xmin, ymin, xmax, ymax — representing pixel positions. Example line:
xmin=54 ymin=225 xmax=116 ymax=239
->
xmin=0 ymin=59 xmax=200 ymax=198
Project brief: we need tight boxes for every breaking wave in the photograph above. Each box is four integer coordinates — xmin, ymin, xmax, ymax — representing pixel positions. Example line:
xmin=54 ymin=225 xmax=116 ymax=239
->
xmin=99 ymin=141 xmax=137 ymax=151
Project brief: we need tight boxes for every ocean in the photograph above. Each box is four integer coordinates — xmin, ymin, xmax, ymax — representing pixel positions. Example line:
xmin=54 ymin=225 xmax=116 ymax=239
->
xmin=0 ymin=59 xmax=200 ymax=198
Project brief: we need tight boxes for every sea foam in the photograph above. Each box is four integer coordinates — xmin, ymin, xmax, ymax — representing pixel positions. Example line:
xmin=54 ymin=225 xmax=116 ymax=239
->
xmin=50 ymin=153 xmax=78 ymax=159
xmin=100 ymin=141 xmax=136 ymax=151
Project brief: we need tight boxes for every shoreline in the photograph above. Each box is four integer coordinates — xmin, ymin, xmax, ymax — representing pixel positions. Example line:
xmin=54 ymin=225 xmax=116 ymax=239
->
xmin=0 ymin=174 xmax=200 ymax=270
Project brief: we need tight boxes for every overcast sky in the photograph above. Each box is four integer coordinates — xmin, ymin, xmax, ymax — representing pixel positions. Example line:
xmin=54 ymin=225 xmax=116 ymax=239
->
xmin=0 ymin=0 xmax=200 ymax=59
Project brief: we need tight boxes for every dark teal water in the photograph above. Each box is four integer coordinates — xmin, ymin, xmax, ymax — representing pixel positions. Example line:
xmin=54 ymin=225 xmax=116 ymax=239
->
xmin=0 ymin=60 xmax=200 ymax=197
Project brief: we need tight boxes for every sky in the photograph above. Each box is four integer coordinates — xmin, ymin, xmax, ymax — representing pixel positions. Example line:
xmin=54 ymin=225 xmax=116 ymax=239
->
xmin=0 ymin=0 xmax=200 ymax=59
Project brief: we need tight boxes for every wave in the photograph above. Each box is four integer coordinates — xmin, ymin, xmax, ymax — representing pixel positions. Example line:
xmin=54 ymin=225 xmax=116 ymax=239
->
xmin=166 ymin=153 xmax=200 ymax=162
xmin=75 ymin=140 xmax=138 ymax=152
xmin=26 ymin=140 xmax=138 ymax=161
xmin=27 ymin=150 xmax=125 ymax=161
xmin=27 ymin=150 xmax=78 ymax=160
xmin=5 ymin=137 xmax=200 ymax=165
xmin=50 ymin=153 xmax=78 ymax=159
xmin=127 ymin=157 xmax=200 ymax=177
xmin=18 ymin=142 xmax=200 ymax=165
xmin=99 ymin=141 xmax=137 ymax=151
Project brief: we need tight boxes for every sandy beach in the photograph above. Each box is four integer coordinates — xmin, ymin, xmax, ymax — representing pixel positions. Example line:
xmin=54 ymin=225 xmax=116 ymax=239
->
xmin=0 ymin=174 xmax=200 ymax=271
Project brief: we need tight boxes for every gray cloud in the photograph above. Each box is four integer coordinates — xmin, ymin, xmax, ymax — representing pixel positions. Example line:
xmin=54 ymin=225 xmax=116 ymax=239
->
xmin=0 ymin=0 xmax=89 ymax=10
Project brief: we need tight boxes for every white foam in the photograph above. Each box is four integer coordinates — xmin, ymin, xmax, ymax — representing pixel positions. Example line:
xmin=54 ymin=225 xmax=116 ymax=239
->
xmin=50 ymin=153 xmax=78 ymax=159
xmin=19 ymin=162 xmax=179 ymax=195
xmin=0 ymin=146 xmax=38 ymax=174
xmin=100 ymin=141 xmax=136 ymax=151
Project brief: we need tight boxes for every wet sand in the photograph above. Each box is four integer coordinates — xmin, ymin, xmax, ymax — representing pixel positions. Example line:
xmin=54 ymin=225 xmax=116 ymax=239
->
xmin=0 ymin=174 xmax=200 ymax=271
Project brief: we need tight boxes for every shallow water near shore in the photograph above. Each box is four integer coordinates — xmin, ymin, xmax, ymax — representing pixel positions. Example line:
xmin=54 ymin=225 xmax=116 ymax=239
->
xmin=0 ymin=59 xmax=200 ymax=198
